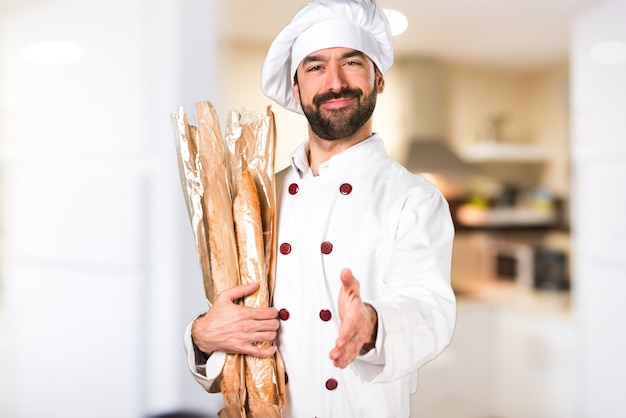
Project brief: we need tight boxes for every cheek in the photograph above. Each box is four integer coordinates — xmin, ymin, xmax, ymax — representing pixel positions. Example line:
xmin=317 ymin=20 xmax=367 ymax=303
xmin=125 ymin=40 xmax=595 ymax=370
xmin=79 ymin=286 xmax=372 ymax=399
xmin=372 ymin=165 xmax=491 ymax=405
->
xmin=294 ymin=83 xmax=315 ymax=106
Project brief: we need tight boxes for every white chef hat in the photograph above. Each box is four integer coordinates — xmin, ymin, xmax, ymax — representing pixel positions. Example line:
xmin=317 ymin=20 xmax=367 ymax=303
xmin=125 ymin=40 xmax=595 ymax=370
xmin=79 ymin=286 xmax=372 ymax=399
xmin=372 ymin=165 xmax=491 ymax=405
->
xmin=261 ymin=0 xmax=394 ymax=114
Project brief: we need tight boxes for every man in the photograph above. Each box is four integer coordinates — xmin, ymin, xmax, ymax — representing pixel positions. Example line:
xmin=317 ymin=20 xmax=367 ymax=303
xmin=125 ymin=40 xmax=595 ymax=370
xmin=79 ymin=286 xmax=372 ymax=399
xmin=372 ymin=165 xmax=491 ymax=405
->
xmin=185 ymin=0 xmax=456 ymax=416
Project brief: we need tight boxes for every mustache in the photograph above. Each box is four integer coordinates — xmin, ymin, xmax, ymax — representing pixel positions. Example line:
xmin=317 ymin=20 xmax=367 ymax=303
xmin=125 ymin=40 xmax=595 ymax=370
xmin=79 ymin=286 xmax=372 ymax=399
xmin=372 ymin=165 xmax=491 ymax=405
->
xmin=313 ymin=87 xmax=363 ymax=107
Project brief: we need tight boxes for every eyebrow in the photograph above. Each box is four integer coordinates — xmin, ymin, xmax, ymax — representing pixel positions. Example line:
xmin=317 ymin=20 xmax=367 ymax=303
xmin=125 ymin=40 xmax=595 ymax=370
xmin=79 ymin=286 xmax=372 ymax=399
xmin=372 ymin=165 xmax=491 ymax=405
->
xmin=300 ymin=49 xmax=368 ymax=67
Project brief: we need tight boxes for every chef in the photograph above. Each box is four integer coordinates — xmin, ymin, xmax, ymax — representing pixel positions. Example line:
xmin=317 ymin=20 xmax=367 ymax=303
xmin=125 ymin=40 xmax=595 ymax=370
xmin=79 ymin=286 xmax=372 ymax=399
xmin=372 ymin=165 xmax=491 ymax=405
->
xmin=185 ymin=0 xmax=456 ymax=416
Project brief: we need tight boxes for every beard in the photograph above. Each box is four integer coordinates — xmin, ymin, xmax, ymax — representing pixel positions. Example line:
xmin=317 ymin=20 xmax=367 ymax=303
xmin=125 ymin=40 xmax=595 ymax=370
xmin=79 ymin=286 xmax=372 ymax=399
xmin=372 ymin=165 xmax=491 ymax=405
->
xmin=300 ymin=83 xmax=377 ymax=140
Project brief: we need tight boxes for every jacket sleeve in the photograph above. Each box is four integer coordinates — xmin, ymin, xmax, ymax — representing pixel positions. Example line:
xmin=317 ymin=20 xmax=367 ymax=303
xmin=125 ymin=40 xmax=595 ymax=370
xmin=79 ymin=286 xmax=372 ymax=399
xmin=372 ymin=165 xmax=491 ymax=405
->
xmin=351 ymin=184 xmax=456 ymax=384
xmin=183 ymin=319 xmax=226 ymax=393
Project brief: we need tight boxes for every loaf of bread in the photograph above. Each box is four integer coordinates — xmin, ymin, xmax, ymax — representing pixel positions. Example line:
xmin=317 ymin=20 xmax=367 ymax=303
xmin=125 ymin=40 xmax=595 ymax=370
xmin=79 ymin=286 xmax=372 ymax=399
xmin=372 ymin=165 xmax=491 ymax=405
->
xmin=234 ymin=170 xmax=267 ymax=308
xmin=196 ymin=102 xmax=246 ymax=416
xmin=172 ymin=103 xmax=284 ymax=418
xmin=234 ymin=170 xmax=278 ymax=414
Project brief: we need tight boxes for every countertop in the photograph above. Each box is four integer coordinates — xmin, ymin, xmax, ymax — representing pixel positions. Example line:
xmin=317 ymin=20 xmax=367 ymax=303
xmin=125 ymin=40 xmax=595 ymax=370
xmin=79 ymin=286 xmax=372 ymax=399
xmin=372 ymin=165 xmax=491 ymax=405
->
xmin=452 ymin=275 xmax=572 ymax=318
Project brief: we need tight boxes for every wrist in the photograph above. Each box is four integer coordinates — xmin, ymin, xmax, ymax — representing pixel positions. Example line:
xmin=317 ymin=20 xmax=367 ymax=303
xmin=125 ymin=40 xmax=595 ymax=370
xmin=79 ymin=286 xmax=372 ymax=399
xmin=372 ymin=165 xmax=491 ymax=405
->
xmin=191 ymin=314 xmax=215 ymax=357
xmin=360 ymin=303 xmax=378 ymax=355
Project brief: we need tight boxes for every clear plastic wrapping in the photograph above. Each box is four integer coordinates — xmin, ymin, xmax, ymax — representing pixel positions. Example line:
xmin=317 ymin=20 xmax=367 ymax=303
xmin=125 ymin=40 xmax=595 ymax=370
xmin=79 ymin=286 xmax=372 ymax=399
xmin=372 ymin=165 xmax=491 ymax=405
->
xmin=171 ymin=102 xmax=285 ymax=418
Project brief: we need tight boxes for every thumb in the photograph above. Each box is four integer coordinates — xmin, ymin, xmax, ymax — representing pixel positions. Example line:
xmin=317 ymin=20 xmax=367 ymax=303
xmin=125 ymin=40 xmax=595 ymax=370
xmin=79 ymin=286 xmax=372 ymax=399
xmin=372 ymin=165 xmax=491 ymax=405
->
xmin=220 ymin=283 xmax=259 ymax=302
xmin=340 ymin=268 xmax=359 ymax=294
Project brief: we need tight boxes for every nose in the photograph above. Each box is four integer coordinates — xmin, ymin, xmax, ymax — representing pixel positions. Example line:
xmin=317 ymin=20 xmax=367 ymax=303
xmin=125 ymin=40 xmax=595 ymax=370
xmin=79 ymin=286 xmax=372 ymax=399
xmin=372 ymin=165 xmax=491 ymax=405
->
xmin=323 ymin=63 xmax=348 ymax=92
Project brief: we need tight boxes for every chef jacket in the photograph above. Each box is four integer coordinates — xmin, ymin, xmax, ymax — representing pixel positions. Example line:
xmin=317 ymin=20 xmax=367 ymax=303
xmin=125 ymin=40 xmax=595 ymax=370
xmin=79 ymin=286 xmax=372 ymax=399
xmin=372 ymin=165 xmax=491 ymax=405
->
xmin=184 ymin=134 xmax=456 ymax=417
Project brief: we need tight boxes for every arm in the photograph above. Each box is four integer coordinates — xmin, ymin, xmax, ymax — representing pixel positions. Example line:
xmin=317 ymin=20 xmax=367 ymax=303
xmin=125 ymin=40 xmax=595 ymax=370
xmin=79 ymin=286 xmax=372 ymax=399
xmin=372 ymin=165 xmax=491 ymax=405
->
xmin=350 ymin=187 xmax=456 ymax=383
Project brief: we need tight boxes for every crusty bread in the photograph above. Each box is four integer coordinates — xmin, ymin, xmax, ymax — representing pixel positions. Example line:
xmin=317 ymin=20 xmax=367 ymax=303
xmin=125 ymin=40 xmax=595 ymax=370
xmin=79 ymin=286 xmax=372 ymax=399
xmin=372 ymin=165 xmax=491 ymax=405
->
xmin=196 ymin=102 xmax=240 ymax=296
xmin=234 ymin=170 xmax=267 ymax=303
xmin=196 ymin=102 xmax=245 ymax=416
xmin=219 ymin=354 xmax=245 ymax=417
xmin=173 ymin=103 xmax=283 ymax=417
xmin=234 ymin=170 xmax=278 ymax=414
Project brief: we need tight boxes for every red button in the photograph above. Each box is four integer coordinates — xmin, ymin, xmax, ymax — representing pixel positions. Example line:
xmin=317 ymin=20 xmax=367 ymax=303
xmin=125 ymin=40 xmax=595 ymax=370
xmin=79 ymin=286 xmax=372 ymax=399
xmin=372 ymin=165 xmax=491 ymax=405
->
xmin=319 ymin=309 xmax=332 ymax=321
xmin=288 ymin=183 xmax=299 ymax=195
xmin=325 ymin=378 xmax=338 ymax=391
xmin=279 ymin=308 xmax=290 ymax=320
xmin=280 ymin=243 xmax=292 ymax=255
xmin=321 ymin=241 xmax=333 ymax=254
xmin=339 ymin=183 xmax=353 ymax=195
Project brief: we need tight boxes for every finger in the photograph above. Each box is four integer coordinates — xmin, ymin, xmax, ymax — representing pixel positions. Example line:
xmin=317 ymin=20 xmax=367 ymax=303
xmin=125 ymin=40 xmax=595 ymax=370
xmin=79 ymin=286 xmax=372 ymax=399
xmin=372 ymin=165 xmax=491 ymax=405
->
xmin=250 ymin=330 xmax=278 ymax=343
xmin=329 ymin=345 xmax=356 ymax=369
xmin=249 ymin=306 xmax=279 ymax=320
xmin=335 ymin=332 xmax=360 ymax=358
xmin=335 ymin=314 xmax=356 ymax=346
xmin=244 ymin=320 xmax=280 ymax=340
xmin=340 ymin=267 xmax=354 ymax=285
xmin=333 ymin=320 xmax=360 ymax=351
xmin=340 ymin=268 xmax=360 ymax=295
xmin=245 ymin=344 xmax=278 ymax=359
xmin=335 ymin=325 xmax=356 ymax=348
xmin=338 ymin=300 xmax=362 ymax=337
xmin=220 ymin=283 xmax=260 ymax=302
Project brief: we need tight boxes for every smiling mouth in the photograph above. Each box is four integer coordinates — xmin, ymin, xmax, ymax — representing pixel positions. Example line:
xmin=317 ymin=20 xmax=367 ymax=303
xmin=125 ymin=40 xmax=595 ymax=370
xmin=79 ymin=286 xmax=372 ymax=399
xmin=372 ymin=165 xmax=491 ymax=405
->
xmin=314 ymin=88 xmax=362 ymax=108
xmin=321 ymin=97 xmax=355 ymax=109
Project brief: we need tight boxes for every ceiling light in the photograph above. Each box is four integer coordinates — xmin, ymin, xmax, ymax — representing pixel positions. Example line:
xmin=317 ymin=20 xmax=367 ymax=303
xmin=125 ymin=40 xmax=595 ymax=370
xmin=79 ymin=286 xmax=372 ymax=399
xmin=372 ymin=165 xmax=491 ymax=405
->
xmin=589 ymin=41 xmax=626 ymax=65
xmin=383 ymin=9 xmax=408 ymax=36
xmin=21 ymin=41 xmax=86 ymax=65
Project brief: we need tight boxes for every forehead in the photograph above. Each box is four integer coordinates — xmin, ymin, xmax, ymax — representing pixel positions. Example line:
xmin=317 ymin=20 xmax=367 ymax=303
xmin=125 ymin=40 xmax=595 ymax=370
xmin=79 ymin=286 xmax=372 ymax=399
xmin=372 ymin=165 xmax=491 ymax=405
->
xmin=299 ymin=47 xmax=372 ymax=66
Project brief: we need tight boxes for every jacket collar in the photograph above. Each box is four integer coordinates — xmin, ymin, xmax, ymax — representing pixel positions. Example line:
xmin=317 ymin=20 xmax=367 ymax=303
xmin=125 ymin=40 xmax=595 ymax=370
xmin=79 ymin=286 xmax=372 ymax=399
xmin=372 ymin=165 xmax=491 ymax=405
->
xmin=290 ymin=134 xmax=386 ymax=178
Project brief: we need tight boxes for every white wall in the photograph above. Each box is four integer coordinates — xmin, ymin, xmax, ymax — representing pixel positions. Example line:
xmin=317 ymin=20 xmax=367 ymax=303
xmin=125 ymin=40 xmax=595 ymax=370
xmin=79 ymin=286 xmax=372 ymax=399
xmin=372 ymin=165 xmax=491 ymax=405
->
xmin=571 ymin=0 xmax=626 ymax=416
xmin=0 ymin=0 xmax=221 ymax=416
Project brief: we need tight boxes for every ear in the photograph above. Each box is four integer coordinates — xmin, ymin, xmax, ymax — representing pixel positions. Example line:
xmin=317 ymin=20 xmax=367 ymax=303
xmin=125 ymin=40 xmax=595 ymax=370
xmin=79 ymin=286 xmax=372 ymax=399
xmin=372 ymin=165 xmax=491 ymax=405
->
xmin=375 ymin=69 xmax=385 ymax=94
xmin=293 ymin=80 xmax=301 ymax=105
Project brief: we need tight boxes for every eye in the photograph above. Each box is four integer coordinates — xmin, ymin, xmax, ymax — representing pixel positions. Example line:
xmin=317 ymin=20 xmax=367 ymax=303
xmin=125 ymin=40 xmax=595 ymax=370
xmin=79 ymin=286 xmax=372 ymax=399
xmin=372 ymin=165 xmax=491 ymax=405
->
xmin=306 ymin=64 xmax=324 ymax=72
xmin=344 ymin=59 xmax=363 ymax=67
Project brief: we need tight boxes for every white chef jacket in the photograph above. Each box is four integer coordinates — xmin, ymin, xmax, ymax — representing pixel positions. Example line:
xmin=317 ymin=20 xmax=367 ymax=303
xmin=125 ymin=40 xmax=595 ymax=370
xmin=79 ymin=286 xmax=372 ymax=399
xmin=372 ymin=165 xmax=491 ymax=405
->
xmin=184 ymin=134 xmax=456 ymax=417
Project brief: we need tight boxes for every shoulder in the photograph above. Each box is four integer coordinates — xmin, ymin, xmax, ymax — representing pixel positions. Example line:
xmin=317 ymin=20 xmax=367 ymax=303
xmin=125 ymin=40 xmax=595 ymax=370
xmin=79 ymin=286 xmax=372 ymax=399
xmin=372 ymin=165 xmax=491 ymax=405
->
xmin=373 ymin=156 xmax=441 ymax=192
xmin=379 ymin=158 xmax=450 ymax=210
xmin=276 ymin=165 xmax=293 ymax=186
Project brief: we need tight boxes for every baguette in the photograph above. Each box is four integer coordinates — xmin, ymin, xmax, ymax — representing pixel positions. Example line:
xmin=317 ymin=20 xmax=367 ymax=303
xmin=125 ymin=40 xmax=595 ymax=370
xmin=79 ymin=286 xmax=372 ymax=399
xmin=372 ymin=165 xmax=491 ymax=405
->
xmin=218 ymin=355 xmax=246 ymax=418
xmin=235 ymin=170 xmax=268 ymax=307
xmin=233 ymin=170 xmax=279 ymax=415
xmin=196 ymin=102 xmax=246 ymax=416
xmin=173 ymin=103 xmax=283 ymax=417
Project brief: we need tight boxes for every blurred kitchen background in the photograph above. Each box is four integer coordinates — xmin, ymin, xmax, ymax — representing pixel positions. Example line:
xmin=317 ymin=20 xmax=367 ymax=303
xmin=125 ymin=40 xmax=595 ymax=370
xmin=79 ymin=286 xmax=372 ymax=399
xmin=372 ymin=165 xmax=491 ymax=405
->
xmin=0 ymin=0 xmax=625 ymax=417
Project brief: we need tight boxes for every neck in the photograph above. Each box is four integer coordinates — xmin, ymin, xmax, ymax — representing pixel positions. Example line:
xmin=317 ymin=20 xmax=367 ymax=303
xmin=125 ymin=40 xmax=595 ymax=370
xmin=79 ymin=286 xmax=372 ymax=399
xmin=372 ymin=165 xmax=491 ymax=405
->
xmin=307 ymin=121 xmax=373 ymax=176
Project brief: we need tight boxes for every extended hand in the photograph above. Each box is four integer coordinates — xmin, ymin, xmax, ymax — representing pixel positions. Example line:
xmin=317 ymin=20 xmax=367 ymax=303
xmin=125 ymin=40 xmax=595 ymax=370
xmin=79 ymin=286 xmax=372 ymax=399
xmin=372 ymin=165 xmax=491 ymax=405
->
xmin=329 ymin=268 xmax=378 ymax=368
xmin=191 ymin=283 xmax=279 ymax=358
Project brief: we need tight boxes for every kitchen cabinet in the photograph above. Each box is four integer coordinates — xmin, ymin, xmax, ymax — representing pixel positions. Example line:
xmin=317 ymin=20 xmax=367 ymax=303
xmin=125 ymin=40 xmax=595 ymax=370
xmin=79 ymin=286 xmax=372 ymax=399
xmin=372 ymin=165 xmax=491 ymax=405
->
xmin=410 ymin=290 xmax=576 ymax=418
xmin=454 ymin=204 xmax=560 ymax=230
xmin=449 ymin=200 xmax=567 ymax=234
xmin=460 ymin=141 xmax=552 ymax=163
xmin=410 ymin=299 xmax=496 ymax=418
xmin=445 ymin=62 xmax=569 ymax=194
xmin=492 ymin=307 xmax=577 ymax=418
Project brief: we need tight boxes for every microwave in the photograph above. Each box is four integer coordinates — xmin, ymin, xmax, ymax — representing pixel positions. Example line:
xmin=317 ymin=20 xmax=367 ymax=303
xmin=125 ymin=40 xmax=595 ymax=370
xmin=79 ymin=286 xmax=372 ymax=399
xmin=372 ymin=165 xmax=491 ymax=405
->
xmin=485 ymin=240 xmax=569 ymax=291
xmin=486 ymin=240 xmax=535 ymax=288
